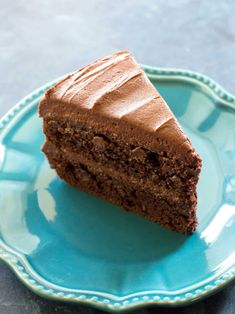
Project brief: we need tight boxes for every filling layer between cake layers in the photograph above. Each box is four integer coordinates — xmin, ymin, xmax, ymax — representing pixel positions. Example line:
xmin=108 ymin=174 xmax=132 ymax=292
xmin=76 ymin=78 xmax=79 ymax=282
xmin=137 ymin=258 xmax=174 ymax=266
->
xmin=42 ymin=118 xmax=200 ymax=233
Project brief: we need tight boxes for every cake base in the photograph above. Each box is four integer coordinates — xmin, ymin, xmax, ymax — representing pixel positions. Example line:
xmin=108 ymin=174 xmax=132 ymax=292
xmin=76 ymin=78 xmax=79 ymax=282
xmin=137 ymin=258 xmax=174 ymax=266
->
xmin=43 ymin=141 xmax=197 ymax=234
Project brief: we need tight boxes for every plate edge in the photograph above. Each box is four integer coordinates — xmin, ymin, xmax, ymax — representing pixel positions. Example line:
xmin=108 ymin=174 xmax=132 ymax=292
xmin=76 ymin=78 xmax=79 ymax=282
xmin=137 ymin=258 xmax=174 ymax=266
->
xmin=142 ymin=65 xmax=235 ymax=109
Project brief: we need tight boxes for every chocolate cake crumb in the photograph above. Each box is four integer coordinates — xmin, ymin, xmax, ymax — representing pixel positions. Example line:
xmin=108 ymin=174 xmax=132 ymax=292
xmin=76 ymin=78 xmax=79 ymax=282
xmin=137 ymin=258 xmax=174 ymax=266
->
xmin=92 ymin=135 xmax=108 ymax=152
xmin=131 ymin=147 xmax=146 ymax=161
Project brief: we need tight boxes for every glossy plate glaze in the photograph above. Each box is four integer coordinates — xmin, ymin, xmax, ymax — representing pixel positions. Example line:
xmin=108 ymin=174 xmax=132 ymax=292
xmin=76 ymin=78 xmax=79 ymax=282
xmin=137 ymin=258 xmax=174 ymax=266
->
xmin=0 ymin=67 xmax=235 ymax=312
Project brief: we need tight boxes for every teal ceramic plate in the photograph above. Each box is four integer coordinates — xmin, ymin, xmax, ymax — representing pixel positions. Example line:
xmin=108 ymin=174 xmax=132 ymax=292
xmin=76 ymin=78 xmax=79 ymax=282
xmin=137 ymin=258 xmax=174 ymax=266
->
xmin=0 ymin=66 xmax=235 ymax=312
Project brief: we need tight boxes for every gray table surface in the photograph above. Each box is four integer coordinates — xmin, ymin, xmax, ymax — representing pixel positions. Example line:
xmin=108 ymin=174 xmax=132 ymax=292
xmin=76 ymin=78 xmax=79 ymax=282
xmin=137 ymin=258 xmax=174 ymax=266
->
xmin=1 ymin=0 xmax=235 ymax=313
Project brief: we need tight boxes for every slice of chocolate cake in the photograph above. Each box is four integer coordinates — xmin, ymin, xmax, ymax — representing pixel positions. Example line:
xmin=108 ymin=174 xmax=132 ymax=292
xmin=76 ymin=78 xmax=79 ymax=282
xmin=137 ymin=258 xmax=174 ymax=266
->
xmin=39 ymin=51 xmax=202 ymax=234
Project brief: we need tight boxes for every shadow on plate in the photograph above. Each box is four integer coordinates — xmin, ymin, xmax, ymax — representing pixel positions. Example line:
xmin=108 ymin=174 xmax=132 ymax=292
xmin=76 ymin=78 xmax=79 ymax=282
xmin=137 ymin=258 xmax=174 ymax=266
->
xmin=31 ymin=179 xmax=187 ymax=263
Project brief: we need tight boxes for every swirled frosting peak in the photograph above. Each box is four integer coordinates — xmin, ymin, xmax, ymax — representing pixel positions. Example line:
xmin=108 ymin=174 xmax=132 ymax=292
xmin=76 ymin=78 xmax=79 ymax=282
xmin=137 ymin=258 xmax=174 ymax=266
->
xmin=40 ymin=51 xmax=199 ymax=160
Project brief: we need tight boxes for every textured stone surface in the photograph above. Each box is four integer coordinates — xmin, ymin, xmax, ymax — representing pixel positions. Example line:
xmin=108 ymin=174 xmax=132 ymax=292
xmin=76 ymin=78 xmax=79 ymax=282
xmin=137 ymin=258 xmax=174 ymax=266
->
xmin=0 ymin=0 xmax=235 ymax=313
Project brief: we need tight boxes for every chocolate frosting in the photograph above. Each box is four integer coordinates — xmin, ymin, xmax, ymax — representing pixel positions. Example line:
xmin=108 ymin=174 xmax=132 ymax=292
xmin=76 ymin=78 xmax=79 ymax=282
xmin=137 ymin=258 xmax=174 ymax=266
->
xmin=39 ymin=51 xmax=199 ymax=162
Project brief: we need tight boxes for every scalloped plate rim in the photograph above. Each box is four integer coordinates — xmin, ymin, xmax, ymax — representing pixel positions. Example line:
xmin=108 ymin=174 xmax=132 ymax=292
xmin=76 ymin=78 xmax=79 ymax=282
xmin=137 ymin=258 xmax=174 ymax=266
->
xmin=0 ymin=66 xmax=235 ymax=312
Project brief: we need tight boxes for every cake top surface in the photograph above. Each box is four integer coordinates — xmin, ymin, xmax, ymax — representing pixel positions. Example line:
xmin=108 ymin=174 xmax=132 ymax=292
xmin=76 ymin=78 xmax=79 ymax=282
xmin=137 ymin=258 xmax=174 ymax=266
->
xmin=46 ymin=51 xmax=160 ymax=117
xmin=40 ymin=51 xmax=197 ymax=159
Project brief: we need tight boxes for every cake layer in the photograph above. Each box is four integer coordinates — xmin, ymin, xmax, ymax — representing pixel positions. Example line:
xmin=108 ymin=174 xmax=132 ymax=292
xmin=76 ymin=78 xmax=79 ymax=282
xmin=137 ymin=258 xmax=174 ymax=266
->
xmin=43 ymin=141 xmax=197 ymax=234
xmin=43 ymin=118 xmax=201 ymax=192
xmin=43 ymin=140 xmax=197 ymax=212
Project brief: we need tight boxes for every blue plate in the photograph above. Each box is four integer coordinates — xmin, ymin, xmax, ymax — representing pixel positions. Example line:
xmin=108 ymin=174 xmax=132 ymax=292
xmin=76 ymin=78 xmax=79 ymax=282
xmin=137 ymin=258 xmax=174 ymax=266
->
xmin=0 ymin=66 xmax=235 ymax=312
